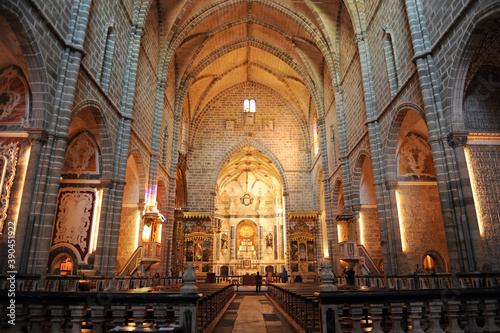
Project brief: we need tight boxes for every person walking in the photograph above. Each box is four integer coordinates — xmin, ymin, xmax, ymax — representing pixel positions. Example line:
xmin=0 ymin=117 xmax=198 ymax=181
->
xmin=255 ymin=271 xmax=262 ymax=292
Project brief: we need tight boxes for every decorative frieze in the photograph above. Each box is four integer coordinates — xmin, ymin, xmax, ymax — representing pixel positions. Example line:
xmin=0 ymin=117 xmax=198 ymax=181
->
xmin=0 ymin=138 xmax=20 ymax=233
xmin=51 ymin=188 xmax=98 ymax=263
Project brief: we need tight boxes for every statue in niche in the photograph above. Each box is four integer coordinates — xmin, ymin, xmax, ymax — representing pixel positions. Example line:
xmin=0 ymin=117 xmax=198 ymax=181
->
xmin=221 ymin=233 xmax=228 ymax=255
xmin=265 ymin=233 xmax=273 ymax=248
xmin=299 ymin=243 xmax=306 ymax=261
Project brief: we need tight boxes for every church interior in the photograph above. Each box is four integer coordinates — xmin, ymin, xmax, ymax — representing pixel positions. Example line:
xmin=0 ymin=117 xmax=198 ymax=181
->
xmin=1 ymin=0 xmax=500 ymax=331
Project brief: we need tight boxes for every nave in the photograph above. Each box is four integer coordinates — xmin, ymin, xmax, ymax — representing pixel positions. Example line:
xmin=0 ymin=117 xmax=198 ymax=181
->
xmin=213 ymin=292 xmax=296 ymax=333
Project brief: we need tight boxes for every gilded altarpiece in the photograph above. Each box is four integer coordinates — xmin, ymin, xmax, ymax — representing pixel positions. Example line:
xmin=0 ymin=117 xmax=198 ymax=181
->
xmin=171 ymin=209 xmax=185 ymax=276
xmin=288 ymin=212 xmax=318 ymax=278
xmin=183 ymin=212 xmax=213 ymax=274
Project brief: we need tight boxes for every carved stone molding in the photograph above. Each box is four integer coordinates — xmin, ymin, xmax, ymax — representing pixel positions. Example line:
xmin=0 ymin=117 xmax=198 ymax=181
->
xmin=99 ymin=178 xmax=114 ymax=189
xmin=27 ymin=129 xmax=48 ymax=145
xmin=385 ymin=179 xmax=398 ymax=191
xmin=0 ymin=65 xmax=27 ymax=124
xmin=447 ymin=133 xmax=468 ymax=148
xmin=0 ymin=139 xmax=20 ymax=232
xmin=51 ymin=188 xmax=97 ymax=263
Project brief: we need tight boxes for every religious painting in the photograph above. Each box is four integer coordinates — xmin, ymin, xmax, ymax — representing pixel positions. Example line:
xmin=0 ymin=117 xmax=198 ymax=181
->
xmin=291 ymin=263 xmax=299 ymax=272
xmin=186 ymin=241 xmax=194 ymax=261
xmin=195 ymin=242 xmax=203 ymax=261
xmin=299 ymin=243 xmax=306 ymax=261
xmin=291 ymin=241 xmax=298 ymax=261
xmin=202 ymin=263 xmax=209 ymax=272
xmin=307 ymin=241 xmax=315 ymax=261
xmin=308 ymin=264 xmax=315 ymax=272
xmin=202 ymin=240 xmax=210 ymax=261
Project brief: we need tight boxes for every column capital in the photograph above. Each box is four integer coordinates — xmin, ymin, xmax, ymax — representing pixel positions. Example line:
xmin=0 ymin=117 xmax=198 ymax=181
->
xmin=352 ymin=204 xmax=362 ymax=213
xmin=355 ymin=32 xmax=367 ymax=44
xmin=99 ymin=178 xmax=114 ymax=189
xmin=385 ymin=179 xmax=398 ymax=190
xmin=447 ymin=132 xmax=468 ymax=148
xmin=27 ymin=128 xmax=48 ymax=145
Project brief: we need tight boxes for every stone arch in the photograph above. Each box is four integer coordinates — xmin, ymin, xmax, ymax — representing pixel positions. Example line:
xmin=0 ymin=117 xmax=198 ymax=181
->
xmin=70 ymin=100 xmax=114 ymax=179
xmin=48 ymin=247 xmax=79 ymax=275
xmin=447 ymin=3 xmax=500 ymax=133
xmin=189 ymin=81 xmax=309 ymax=149
xmin=175 ymin=38 xmax=322 ymax=121
xmin=341 ymin=0 xmax=367 ymax=35
xmin=422 ymin=250 xmax=448 ymax=273
xmin=127 ymin=148 xmax=147 ymax=203
xmin=0 ymin=4 xmax=49 ymax=129
xmin=158 ymin=0 xmax=337 ymax=80
xmin=132 ymin=0 xmax=154 ymax=28
xmin=210 ymin=138 xmax=288 ymax=195
xmin=157 ymin=177 xmax=168 ymax=215
xmin=313 ymin=167 xmax=324 ymax=211
xmin=384 ymin=103 xmax=427 ymax=180
xmin=157 ymin=0 xmax=340 ymax=120
xmin=330 ymin=177 xmax=343 ymax=217
xmin=350 ymin=151 xmax=371 ymax=205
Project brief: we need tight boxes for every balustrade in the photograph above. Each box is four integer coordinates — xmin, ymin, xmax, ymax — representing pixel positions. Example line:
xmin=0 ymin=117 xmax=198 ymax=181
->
xmin=0 ymin=283 xmax=234 ymax=333
xmin=268 ymin=283 xmax=500 ymax=333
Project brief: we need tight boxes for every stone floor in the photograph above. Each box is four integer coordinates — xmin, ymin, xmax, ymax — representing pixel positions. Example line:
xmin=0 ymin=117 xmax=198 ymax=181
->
xmin=213 ymin=293 xmax=296 ymax=333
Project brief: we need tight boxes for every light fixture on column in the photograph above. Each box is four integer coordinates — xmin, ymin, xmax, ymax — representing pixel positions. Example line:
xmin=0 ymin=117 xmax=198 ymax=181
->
xmin=143 ymin=184 xmax=165 ymax=242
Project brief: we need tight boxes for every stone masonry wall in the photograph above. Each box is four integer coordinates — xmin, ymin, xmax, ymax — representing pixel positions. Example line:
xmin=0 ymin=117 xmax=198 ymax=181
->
xmin=188 ymin=82 xmax=312 ymax=212
xmin=396 ymin=183 xmax=449 ymax=274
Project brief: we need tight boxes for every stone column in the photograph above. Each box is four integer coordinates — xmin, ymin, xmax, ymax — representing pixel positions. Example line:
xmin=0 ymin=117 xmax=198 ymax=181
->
xmin=447 ymin=133 xmax=483 ymax=270
xmin=22 ymin=0 xmax=92 ymax=281
xmin=383 ymin=180 xmax=403 ymax=274
xmin=404 ymin=0 xmax=477 ymax=273
xmin=17 ymin=129 xmax=47 ymax=273
xmin=318 ymin=117 xmax=338 ymax=272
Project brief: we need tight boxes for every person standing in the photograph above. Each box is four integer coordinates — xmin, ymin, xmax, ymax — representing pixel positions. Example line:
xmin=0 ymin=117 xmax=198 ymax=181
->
xmin=282 ymin=268 xmax=288 ymax=283
xmin=344 ymin=266 xmax=355 ymax=285
xmin=255 ymin=271 xmax=262 ymax=292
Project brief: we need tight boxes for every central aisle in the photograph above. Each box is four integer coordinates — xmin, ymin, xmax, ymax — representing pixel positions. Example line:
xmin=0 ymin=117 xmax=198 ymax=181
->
xmin=213 ymin=294 xmax=296 ymax=333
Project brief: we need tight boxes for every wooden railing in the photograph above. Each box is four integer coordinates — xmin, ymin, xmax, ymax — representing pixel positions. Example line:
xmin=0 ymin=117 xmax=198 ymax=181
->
xmin=0 ymin=283 xmax=234 ymax=333
xmin=268 ymin=283 xmax=500 ymax=333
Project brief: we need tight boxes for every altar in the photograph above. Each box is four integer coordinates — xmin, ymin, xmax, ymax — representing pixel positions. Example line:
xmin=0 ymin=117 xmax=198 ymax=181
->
xmin=242 ymin=274 xmax=256 ymax=286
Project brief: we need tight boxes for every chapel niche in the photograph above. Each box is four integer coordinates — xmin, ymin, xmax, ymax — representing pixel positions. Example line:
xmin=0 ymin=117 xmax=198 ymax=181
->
xmin=287 ymin=216 xmax=318 ymax=279
xmin=183 ymin=213 xmax=213 ymax=274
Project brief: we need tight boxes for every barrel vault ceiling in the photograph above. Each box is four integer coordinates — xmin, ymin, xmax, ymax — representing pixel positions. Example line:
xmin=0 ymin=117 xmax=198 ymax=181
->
xmin=157 ymin=0 xmax=344 ymax=126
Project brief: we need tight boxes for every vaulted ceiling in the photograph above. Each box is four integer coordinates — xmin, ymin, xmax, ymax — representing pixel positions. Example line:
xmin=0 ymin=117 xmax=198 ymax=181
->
xmin=157 ymin=0 xmax=345 ymax=125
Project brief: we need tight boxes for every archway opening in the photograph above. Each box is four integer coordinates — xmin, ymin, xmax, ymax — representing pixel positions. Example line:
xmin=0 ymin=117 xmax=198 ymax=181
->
xmin=213 ymin=145 xmax=286 ymax=275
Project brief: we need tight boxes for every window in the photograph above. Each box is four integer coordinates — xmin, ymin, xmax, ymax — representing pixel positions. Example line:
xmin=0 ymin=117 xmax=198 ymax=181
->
xmin=244 ymin=99 xmax=256 ymax=112
xmin=383 ymin=27 xmax=400 ymax=97
xmin=331 ymin=131 xmax=338 ymax=168
xmin=99 ymin=26 xmax=116 ymax=94
xmin=162 ymin=125 xmax=168 ymax=166
xmin=313 ymin=119 xmax=319 ymax=156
